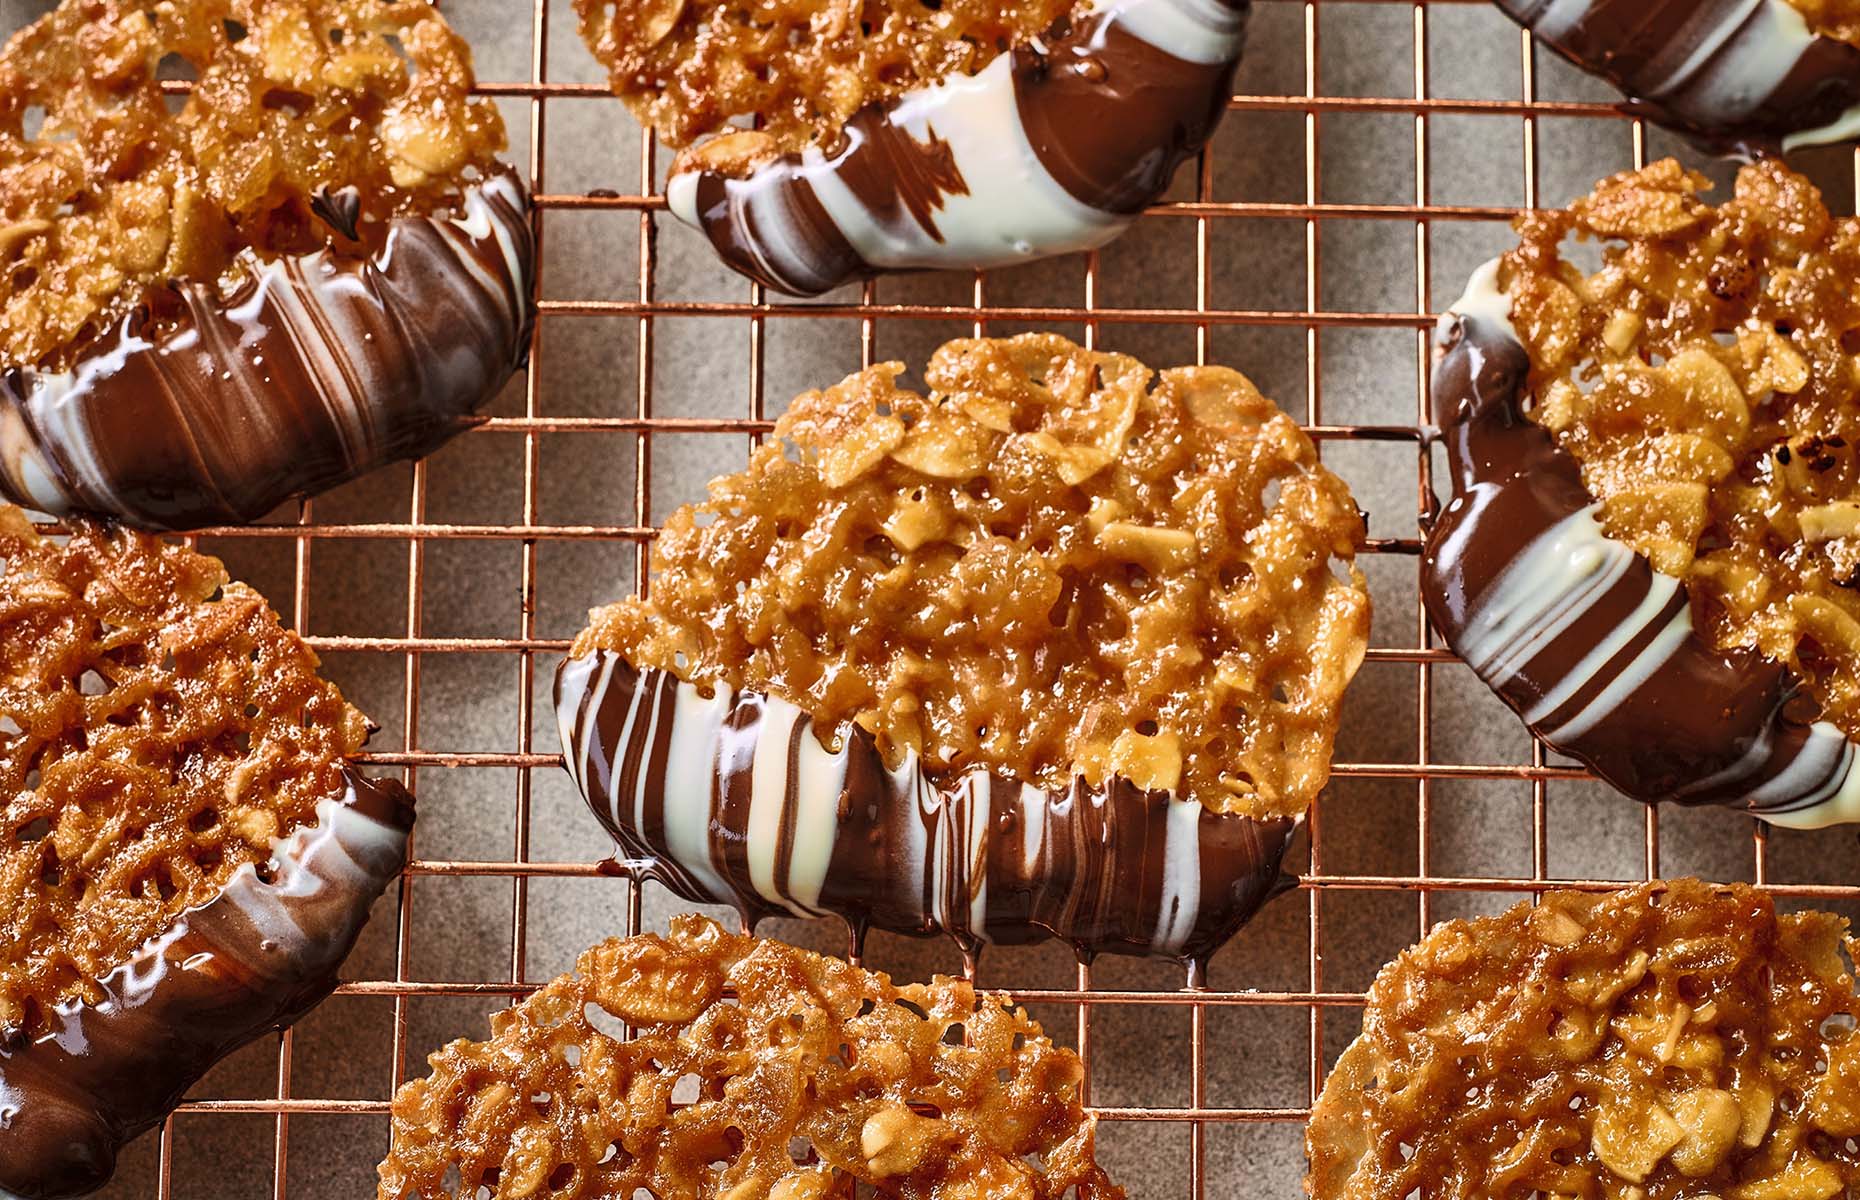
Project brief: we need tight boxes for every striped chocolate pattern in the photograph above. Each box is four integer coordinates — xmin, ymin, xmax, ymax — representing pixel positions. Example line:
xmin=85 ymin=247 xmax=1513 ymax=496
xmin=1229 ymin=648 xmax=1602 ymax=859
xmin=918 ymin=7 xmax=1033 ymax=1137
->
xmin=0 ymin=169 xmax=535 ymax=532
xmin=665 ymin=0 xmax=1248 ymax=296
xmin=0 ymin=767 xmax=415 ymax=1200
xmin=1496 ymin=0 xmax=1860 ymax=154
xmin=1422 ymin=260 xmax=1860 ymax=827
xmin=554 ymin=651 xmax=1298 ymax=968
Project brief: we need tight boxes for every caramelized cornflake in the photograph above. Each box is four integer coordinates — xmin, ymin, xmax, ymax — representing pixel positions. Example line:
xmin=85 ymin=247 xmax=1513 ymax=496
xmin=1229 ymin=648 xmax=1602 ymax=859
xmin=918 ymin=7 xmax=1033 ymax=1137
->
xmin=1309 ymin=880 xmax=1860 ymax=1200
xmin=573 ymin=334 xmax=1370 ymax=819
xmin=1788 ymin=0 xmax=1860 ymax=43
xmin=0 ymin=505 xmax=367 ymax=1033
xmin=376 ymin=914 xmax=1122 ymax=1200
xmin=1502 ymin=159 xmax=1860 ymax=745
xmin=573 ymin=0 xmax=1076 ymax=168
xmin=0 ymin=0 xmax=506 ymax=371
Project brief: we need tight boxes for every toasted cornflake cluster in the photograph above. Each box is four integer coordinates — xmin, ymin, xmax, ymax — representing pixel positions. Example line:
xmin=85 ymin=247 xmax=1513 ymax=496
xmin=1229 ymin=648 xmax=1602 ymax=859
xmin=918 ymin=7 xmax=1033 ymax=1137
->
xmin=1788 ymin=0 xmax=1860 ymax=43
xmin=0 ymin=0 xmax=506 ymax=371
xmin=0 ymin=505 xmax=367 ymax=1033
xmin=574 ymin=334 xmax=1370 ymax=818
xmin=376 ymin=914 xmax=1122 ymax=1200
xmin=1308 ymin=880 xmax=1860 ymax=1200
xmin=573 ymin=0 xmax=1074 ymax=171
xmin=1502 ymin=159 xmax=1860 ymax=744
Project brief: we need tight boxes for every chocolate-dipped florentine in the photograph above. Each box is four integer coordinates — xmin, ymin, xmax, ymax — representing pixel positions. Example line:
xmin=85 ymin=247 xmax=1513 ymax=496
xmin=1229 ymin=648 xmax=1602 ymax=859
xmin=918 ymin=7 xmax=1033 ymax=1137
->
xmin=0 ymin=169 xmax=534 ymax=530
xmin=1309 ymin=880 xmax=1860 ymax=1199
xmin=0 ymin=0 xmax=535 ymax=531
xmin=1497 ymin=0 xmax=1860 ymax=154
xmin=1423 ymin=259 xmax=1860 ymax=826
xmin=0 ymin=507 xmax=413 ymax=1197
xmin=554 ymin=335 xmax=1370 ymax=967
xmin=555 ymin=654 xmax=1297 ymax=965
xmin=0 ymin=769 xmax=413 ymax=1200
xmin=584 ymin=0 xmax=1246 ymax=295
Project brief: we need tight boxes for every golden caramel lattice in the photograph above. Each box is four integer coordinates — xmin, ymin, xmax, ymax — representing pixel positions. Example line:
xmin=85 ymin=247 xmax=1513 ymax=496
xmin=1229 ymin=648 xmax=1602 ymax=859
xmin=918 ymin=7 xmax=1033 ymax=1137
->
xmin=376 ymin=914 xmax=1122 ymax=1200
xmin=1501 ymin=159 xmax=1860 ymax=745
xmin=0 ymin=505 xmax=368 ymax=1032
xmin=572 ymin=0 xmax=1074 ymax=169
xmin=573 ymin=333 xmax=1370 ymax=819
xmin=0 ymin=0 xmax=506 ymax=371
xmin=1308 ymin=880 xmax=1860 ymax=1200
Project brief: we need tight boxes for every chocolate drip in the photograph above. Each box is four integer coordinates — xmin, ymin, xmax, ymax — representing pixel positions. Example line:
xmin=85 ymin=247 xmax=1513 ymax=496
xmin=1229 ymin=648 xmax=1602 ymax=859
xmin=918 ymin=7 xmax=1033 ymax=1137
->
xmin=555 ymin=653 xmax=1297 ymax=968
xmin=1422 ymin=262 xmax=1860 ymax=826
xmin=1496 ymin=0 xmax=1860 ymax=155
xmin=665 ymin=0 xmax=1248 ymax=296
xmin=0 ymin=169 xmax=536 ymax=531
xmin=310 ymin=185 xmax=363 ymax=241
xmin=0 ymin=767 xmax=414 ymax=1200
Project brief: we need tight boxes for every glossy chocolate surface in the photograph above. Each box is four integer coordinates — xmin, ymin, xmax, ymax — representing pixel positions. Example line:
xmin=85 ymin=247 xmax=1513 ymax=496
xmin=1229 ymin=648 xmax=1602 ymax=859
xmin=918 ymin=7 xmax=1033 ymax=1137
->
xmin=555 ymin=651 xmax=1297 ymax=969
xmin=666 ymin=0 xmax=1248 ymax=295
xmin=0 ymin=170 xmax=535 ymax=532
xmin=1422 ymin=263 xmax=1860 ymax=826
xmin=1496 ymin=0 xmax=1860 ymax=154
xmin=0 ymin=768 xmax=414 ymax=1200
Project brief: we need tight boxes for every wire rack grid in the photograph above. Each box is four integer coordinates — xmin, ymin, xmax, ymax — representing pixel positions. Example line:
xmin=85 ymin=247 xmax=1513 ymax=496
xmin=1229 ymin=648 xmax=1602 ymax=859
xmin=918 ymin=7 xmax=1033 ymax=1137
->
xmin=90 ymin=0 xmax=1860 ymax=1196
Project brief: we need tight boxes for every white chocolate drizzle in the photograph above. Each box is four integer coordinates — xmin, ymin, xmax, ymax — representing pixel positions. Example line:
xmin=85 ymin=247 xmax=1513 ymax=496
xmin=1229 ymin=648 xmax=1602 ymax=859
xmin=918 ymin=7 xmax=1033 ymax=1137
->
xmin=0 ymin=171 xmax=534 ymax=531
xmin=664 ymin=0 xmax=1248 ymax=295
xmin=554 ymin=651 xmax=1297 ymax=964
xmin=1497 ymin=0 xmax=1860 ymax=153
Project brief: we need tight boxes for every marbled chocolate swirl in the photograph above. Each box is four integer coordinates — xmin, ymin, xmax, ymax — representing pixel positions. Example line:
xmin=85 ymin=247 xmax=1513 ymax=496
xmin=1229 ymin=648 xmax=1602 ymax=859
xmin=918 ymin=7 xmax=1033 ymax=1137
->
xmin=0 ymin=770 xmax=413 ymax=1200
xmin=591 ymin=0 xmax=1248 ymax=295
xmin=556 ymin=654 xmax=1297 ymax=968
xmin=0 ymin=169 xmax=534 ymax=531
xmin=1423 ymin=261 xmax=1860 ymax=826
xmin=1497 ymin=0 xmax=1860 ymax=154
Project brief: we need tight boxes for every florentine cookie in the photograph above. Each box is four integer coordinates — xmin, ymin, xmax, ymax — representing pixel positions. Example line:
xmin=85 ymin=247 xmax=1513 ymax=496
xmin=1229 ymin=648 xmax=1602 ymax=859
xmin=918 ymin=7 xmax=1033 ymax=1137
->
xmin=0 ymin=505 xmax=413 ymax=1199
xmin=1308 ymin=880 xmax=1860 ymax=1200
xmin=0 ymin=0 xmax=535 ymax=531
xmin=1423 ymin=158 xmax=1860 ymax=826
xmin=556 ymin=333 xmax=1370 ymax=966
xmin=1497 ymin=0 xmax=1860 ymax=155
xmin=575 ymin=0 xmax=1249 ymax=294
xmin=376 ymin=914 xmax=1122 ymax=1200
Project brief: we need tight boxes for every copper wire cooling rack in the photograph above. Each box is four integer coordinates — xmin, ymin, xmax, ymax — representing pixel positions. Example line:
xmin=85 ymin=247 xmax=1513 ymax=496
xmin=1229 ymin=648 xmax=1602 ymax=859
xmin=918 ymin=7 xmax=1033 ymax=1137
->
xmin=98 ymin=0 xmax=1860 ymax=1196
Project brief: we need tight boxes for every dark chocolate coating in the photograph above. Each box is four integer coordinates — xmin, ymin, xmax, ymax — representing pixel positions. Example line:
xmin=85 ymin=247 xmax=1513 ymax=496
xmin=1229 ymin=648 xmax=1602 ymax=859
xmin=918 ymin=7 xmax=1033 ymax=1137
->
xmin=0 ymin=169 xmax=535 ymax=532
xmin=555 ymin=652 xmax=1298 ymax=968
xmin=0 ymin=768 xmax=414 ymax=1199
xmin=1422 ymin=295 xmax=1858 ymax=819
xmin=1497 ymin=0 xmax=1860 ymax=155
xmin=1012 ymin=13 xmax=1238 ymax=214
